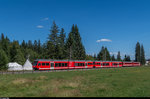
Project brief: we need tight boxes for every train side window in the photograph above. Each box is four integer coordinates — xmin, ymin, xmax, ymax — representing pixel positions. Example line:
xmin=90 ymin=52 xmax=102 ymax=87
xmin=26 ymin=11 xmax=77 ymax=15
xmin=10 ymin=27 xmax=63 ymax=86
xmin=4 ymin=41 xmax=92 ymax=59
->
xmin=38 ymin=63 xmax=41 ymax=66
xmin=83 ymin=63 xmax=85 ymax=66
xmin=51 ymin=63 xmax=54 ymax=67
xmin=59 ymin=63 xmax=61 ymax=67
xmin=55 ymin=63 xmax=58 ymax=67
xmin=46 ymin=63 xmax=49 ymax=66
xmin=65 ymin=63 xmax=68 ymax=67
xmin=42 ymin=63 xmax=45 ymax=66
xmin=62 ymin=63 xmax=64 ymax=67
xmin=75 ymin=63 xmax=78 ymax=66
xmin=78 ymin=63 xmax=80 ymax=66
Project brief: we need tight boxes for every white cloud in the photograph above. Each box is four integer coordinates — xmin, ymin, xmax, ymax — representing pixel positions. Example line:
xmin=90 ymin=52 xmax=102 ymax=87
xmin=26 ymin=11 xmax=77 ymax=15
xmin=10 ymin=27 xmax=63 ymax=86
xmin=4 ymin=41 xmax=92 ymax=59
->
xmin=37 ymin=25 xmax=44 ymax=28
xmin=96 ymin=39 xmax=112 ymax=43
xmin=41 ymin=17 xmax=49 ymax=21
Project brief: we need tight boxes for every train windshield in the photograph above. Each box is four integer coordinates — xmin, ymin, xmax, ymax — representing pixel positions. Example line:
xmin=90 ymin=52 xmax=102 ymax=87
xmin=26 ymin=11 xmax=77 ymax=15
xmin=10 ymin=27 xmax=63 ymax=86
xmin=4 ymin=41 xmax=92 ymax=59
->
xmin=33 ymin=61 xmax=38 ymax=66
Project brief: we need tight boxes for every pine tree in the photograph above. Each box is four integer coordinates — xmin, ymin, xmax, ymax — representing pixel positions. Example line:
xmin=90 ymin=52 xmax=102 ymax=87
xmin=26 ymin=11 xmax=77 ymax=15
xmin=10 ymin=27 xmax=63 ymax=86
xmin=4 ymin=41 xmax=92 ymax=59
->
xmin=0 ymin=33 xmax=10 ymax=61
xmin=135 ymin=42 xmax=141 ymax=62
xmin=105 ymin=47 xmax=111 ymax=61
xmin=126 ymin=55 xmax=131 ymax=61
xmin=45 ymin=41 xmax=55 ymax=59
xmin=48 ymin=21 xmax=59 ymax=46
xmin=140 ymin=44 xmax=146 ymax=65
xmin=93 ymin=53 xmax=97 ymax=60
xmin=0 ymin=49 xmax=8 ymax=70
xmin=33 ymin=40 xmax=38 ymax=52
xmin=97 ymin=46 xmax=105 ymax=61
xmin=21 ymin=40 xmax=26 ymax=49
xmin=85 ymin=55 xmax=95 ymax=60
xmin=13 ymin=49 xmax=25 ymax=65
xmin=27 ymin=40 xmax=33 ymax=49
xmin=65 ymin=25 xmax=76 ymax=59
xmin=117 ymin=51 xmax=121 ymax=61
xmin=111 ymin=55 xmax=116 ymax=61
xmin=58 ymin=28 xmax=66 ymax=59
xmin=37 ymin=39 xmax=42 ymax=54
xmin=124 ymin=54 xmax=127 ymax=61
xmin=10 ymin=41 xmax=25 ymax=65
xmin=47 ymin=21 xmax=60 ymax=59
xmin=73 ymin=25 xmax=86 ymax=60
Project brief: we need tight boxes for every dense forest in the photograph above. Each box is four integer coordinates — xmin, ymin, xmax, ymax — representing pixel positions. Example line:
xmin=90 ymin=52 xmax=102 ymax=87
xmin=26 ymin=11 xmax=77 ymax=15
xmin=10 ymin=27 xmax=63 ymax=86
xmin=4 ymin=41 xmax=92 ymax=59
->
xmin=0 ymin=21 xmax=146 ymax=70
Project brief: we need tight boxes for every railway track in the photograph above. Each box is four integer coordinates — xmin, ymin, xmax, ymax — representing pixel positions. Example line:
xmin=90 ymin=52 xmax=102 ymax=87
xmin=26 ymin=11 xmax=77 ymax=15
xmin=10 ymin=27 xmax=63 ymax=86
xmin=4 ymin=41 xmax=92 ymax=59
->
xmin=0 ymin=66 xmax=139 ymax=75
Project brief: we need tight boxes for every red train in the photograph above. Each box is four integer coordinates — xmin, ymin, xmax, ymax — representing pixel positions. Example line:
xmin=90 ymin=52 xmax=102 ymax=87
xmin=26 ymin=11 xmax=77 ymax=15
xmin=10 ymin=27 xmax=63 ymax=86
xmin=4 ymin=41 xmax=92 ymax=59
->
xmin=32 ymin=59 xmax=141 ymax=70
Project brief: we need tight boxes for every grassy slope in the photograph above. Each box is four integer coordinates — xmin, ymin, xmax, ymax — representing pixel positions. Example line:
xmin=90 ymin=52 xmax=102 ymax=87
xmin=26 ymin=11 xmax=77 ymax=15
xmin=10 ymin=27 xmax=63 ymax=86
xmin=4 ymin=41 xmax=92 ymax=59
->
xmin=0 ymin=66 xmax=150 ymax=97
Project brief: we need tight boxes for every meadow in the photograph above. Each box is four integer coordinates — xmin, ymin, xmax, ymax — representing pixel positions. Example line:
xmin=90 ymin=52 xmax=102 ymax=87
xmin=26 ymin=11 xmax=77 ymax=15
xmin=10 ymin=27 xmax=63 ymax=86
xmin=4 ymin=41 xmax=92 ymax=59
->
xmin=0 ymin=66 xmax=150 ymax=97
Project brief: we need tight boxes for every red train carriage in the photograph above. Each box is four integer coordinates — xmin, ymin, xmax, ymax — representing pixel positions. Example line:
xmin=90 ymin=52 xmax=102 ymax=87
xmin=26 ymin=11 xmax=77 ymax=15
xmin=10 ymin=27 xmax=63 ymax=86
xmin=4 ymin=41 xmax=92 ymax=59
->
xmin=33 ymin=59 xmax=69 ymax=70
xmin=111 ymin=61 xmax=123 ymax=67
xmin=101 ymin=61 xmax=111 ymax=68
xmin=132 ymin=62 xmax=141 ymax=66
xmin=86 ymin=61 xmax=94 ymax=69
xmin=122 ymin=62 xmax=133 ymax=67
xmin=93 ymin=61 xmax=122 ymax=68
xmin=73 ymin=60 xmax=86 ymax=69
xmin=94 ymin=61 xmax=102 ymax=68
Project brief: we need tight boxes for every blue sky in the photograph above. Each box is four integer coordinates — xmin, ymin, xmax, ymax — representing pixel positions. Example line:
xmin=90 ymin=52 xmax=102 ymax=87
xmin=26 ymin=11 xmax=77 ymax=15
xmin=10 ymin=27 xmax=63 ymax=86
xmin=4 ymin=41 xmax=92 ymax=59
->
xmin=0 ymin=0 xmax=150 ymax=60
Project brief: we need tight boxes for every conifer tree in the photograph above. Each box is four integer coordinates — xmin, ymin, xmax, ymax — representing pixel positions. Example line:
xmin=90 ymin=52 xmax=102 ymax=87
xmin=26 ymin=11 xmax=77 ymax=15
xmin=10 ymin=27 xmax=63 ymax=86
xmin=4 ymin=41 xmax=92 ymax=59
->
xmin=124 ymin=54 xmax=127 ymax=61
xmin=33 ymin=40 xmax=38 ymax=52
xmin=0 ymin=49 xmax=8 ymax=70
xmin=97 ymin=46 xmax=105 ymax=61
xmin=10 ymin=41 xmax=25 ymax=65
xmin=105 ymin=47 xmax=111 ymax=61
xmin=140 ymin=44 xmax=146 ymax=65
xmin=27 ymin=40 xmax=33 ymax=49
xmin=48 ymin=21 xmax=59 ymax=46
xmin=93 ymin=53 xmax=97 ymax=60
xmin=57 ymin=28 xmax=66 ymax=59
xmin=126 ymin=55 xmax=131 ymax=61
xmin=47 ymin=21 xmax=59 ymax=59
xmin=0 ymin=33 xmax=10 ymax=61
xmin=65 ymin=25 xmax=76 ymax=59
xmin=135 ymin=42 xmax=141 ymax=62
xmin=21 ymin=40 xmax=26 ymax=49
xmin=117 ymin=51 xmax=121 ymax=61
xmin=111 ymin=55 xmax=116 ymax=61
xmin=73 ymin=25 xmax=86 ymax=60
xmin=37 ymin=39 xmax=42 ymax=54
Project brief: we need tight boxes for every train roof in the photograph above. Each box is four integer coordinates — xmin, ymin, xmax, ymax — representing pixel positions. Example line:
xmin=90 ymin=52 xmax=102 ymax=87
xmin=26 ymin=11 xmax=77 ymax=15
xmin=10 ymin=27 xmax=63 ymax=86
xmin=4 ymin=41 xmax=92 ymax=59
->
xmin=34 ymin=59 xmax=93 ymax=62
xmin=34 ymin=59 xmax=139 ymax=63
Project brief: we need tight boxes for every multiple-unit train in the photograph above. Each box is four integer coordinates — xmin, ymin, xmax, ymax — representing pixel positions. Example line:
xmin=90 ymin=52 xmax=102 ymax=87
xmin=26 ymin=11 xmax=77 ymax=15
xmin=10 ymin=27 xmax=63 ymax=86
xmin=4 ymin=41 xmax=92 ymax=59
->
xmin=32 ymin=59 xmax=141 ymax=70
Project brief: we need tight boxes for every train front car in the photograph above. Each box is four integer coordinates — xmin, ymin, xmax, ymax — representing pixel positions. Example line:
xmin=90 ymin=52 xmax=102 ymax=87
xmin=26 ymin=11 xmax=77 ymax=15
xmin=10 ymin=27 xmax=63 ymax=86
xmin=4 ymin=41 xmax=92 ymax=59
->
xmin=33 ymin=60 xmax=39 ymax=70
xmin=32 ymin=59 xmax=51 ymax=70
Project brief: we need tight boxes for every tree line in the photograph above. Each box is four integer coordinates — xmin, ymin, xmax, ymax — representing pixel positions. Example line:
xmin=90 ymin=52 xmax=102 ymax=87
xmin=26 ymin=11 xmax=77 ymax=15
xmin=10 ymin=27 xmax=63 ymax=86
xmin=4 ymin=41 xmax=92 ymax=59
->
xmin=0 ymin=21 xmax=146 ymax=70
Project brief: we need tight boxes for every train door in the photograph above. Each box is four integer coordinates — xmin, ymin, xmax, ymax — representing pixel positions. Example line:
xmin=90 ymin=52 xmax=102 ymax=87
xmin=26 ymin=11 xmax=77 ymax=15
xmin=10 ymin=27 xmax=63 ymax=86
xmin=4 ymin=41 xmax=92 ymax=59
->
xmin=85 ymin=62 xmax=88 ymax=68
xmin=51 ymin=62 xmax=54 ymax=70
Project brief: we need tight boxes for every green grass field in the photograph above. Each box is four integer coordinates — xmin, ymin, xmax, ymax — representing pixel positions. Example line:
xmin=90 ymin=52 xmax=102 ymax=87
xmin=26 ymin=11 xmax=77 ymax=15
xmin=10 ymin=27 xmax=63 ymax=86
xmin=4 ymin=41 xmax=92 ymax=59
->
xmin=0 ymin=66 xmax=150 ymax=97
